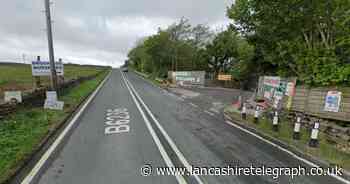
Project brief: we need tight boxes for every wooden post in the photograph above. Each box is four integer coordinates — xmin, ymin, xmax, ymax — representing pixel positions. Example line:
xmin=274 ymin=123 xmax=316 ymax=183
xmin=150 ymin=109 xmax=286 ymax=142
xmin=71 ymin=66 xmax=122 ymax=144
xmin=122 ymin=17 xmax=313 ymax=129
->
xmin=34 ymin=56 xmax=41 ymax=89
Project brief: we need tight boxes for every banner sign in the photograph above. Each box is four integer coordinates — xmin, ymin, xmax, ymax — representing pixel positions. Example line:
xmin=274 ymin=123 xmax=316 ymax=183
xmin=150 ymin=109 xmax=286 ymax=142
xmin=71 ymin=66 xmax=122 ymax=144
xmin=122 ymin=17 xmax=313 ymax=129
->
xmin=218 ymin=74 xmax=232 ymax=81
xmin=173 ymin=71 xmax=205 ymax=86
xmin=263 ymin=76 xmax=280 ymax=88
xmin=324 ymin=91 xmax=342 ymax=112
xmin=4 ymin=91 xmax=22 ymax=103
xmin=31 ymin=61 xmax=64 ymax=76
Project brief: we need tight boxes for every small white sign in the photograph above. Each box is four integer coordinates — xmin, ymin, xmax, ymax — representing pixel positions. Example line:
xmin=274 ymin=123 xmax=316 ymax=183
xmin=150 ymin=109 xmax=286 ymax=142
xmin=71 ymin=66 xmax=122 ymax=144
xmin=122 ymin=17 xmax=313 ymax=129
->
xmin=46 ymin=91 xmax=58 ymax=102
xmin=44 ymin=100 xmax=64 ymax=110
xmin=4 ymin=91 xmax=22 ymax=103
xmin=294 ymin=123 xmax=301 ymax=132
xmin=324 ymin=91 xmax=342 ymax=112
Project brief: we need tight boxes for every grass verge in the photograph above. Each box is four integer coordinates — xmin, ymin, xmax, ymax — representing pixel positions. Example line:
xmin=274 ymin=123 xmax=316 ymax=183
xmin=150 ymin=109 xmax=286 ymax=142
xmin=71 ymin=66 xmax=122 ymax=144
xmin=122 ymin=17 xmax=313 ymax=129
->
xmin=0 ymin=70 xmax=109 ymax=183
xmin=225 ymin=107 xmax=350 ymax=171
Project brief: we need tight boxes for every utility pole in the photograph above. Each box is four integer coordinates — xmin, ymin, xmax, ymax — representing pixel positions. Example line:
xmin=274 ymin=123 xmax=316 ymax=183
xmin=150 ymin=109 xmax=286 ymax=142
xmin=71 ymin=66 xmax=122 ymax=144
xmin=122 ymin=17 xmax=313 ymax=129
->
xmin=44 ymin=0 xmax=58 ymax=91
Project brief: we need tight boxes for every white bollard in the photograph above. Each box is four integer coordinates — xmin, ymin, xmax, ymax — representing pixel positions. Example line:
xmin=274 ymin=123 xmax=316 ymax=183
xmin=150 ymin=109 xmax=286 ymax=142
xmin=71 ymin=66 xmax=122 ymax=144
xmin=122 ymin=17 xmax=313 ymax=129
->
xmin=253 ymin=106 xmax=259 ymax=124
xmin=241 ymin=103 xmax=247 ymax=120
xmin=272 ymin=111 xmax=279 ymax=131
xmin=309 ymin=121 xmax=320 ymax=147
xmin=293 ymin=116 xmax=302 ymax=140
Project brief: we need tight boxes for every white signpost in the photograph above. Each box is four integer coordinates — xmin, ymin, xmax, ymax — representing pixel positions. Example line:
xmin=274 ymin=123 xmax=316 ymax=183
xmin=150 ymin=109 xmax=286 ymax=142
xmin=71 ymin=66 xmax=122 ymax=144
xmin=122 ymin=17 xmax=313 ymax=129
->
xmin=46 ymin=91 xmax=58 ymax=102
xmin=44 ymin=100 xmax=64 ymax=110
xmin=4 ymin=91 xmax=22 ymax=103
xmin=44 ymin=91 xmax=64 ymax=110
xmin=31 ymin=61 xmax=64 ymax=76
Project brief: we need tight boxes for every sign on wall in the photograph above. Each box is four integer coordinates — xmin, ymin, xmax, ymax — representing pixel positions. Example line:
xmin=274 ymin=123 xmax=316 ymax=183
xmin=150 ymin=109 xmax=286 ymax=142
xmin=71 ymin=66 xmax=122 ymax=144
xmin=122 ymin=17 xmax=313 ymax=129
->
xmin=324 ymin=91 xmax=342 ymax=112
xmin=4 ymin=91 xmax=22 ymax=103
xmin=31 ymin=61 xmax=64 ymax=76
xmin=218 ymin=74 xmax=232 ymax=81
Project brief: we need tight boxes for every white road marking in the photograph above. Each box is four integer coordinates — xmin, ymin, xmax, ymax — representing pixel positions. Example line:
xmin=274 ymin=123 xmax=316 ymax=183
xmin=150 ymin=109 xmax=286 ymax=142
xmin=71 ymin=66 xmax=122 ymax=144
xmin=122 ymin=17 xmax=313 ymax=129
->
xmin=121 ymin=71 xmax=187 ymax=184
xmin=223 ymin=116 xmax=350 ymax=184
xmin=21 ymin=71 xmax=112 ymax=184
xmin=123 ymin=72 xmax=205 ymax=184
xmin=204 ymin=110 xmax=215 ymax=117
xmin=189 ymin=103 xmax=198 ymax=108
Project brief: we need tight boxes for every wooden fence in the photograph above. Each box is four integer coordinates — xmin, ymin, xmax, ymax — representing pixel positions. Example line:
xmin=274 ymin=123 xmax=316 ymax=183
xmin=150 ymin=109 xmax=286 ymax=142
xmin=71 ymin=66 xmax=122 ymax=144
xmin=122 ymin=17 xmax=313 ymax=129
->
xmin=291 ymin=86 xmax=350 ymax=122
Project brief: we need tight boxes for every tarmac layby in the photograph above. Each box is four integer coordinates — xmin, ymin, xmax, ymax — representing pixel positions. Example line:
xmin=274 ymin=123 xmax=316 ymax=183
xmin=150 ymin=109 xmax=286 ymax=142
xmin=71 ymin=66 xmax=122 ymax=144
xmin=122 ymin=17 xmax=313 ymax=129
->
xmin=15 ymin=69 xmax=349 ymax=184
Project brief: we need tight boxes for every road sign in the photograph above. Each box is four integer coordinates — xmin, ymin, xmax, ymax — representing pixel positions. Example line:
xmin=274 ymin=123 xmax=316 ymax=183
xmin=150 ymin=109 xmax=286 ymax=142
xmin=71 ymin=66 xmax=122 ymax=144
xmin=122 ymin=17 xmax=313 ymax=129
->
xmin=46 ymin=91 xmax=58 ymax=102
xmin=4 ymin=91 xmax=22 ymax=103
xmin=44 ymin=100 xmax=64 ymax=110
xmin=31 ymin=61 xmax=64 ymax=76
xmin=218 ymin=74 xmax=232 ymax=81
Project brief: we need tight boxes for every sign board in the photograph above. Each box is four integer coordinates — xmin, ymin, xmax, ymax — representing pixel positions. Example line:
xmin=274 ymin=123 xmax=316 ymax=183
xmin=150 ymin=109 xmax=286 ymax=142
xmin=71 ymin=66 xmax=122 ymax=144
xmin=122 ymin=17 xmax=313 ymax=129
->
xmin=324 ymin=91 xmax=342 ymax=112
xmin=46 ymin=91 xmax=58 ymax=102
xmin=31 ymin=61 xmax=64 ymax=76
xmin=218 ymin=74 xmax=232 ymax=81
xmin=263 ymin=76 xmax=280 ymax=88
xmin=44 ymin=100 xmax=64 ymax=110
xmin=172 ymin=71 xmax=205 ymax=86
xmin=4 ymin=91 xmax=22 ymax=103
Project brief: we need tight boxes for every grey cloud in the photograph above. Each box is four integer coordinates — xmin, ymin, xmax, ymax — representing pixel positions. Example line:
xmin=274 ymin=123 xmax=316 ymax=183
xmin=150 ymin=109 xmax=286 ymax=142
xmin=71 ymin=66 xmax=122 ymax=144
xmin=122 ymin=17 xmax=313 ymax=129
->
xmin=0 ymin=0 xmax=231 ymax=66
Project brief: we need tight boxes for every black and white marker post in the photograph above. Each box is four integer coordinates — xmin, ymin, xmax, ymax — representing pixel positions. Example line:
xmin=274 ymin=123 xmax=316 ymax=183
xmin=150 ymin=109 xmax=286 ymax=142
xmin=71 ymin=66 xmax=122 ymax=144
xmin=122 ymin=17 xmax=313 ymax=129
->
xmin=309 ymin=120 xmax=320 ymax=147
xmin=293 ymin=116 xmax=302 ymax=140
xmin=253 ymin=106 xmax=259 ymax=124
xmin=241 ymin=103 xmax=247 ymax=120
xmin=272 ymin=111 xmax=279 ymax=131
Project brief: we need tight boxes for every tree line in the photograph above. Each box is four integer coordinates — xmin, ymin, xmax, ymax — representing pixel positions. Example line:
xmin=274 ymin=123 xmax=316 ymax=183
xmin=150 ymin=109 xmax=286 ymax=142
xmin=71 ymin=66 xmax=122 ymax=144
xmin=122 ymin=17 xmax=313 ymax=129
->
xmin=127 ymin=0 xmax=350 ymax=87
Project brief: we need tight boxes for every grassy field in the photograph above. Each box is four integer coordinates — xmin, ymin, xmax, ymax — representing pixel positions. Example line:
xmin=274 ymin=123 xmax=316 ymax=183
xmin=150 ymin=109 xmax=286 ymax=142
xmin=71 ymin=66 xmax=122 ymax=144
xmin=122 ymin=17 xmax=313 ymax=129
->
xmin=225 ymin=107 xmax=350 ymax=171
xmin=0 ymin=69 xmax=109 ymax=183
xmin=0 ymin=63 xmax=107 ymax=94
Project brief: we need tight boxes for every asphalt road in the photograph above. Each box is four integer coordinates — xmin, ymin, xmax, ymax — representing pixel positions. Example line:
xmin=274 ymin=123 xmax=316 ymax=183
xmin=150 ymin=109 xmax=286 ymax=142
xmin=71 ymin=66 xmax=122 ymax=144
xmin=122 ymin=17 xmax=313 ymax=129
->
xmin=19 ymin=69 xmax=346 ymax=184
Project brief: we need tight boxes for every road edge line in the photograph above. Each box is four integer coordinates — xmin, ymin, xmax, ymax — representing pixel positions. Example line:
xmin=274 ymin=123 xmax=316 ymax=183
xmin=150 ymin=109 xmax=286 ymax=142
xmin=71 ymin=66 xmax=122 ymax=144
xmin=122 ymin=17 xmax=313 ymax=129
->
xmin=20 ymin=71 xmax=111 ymax=184
xmin=223 ymin=114 xmax=350 ymax=184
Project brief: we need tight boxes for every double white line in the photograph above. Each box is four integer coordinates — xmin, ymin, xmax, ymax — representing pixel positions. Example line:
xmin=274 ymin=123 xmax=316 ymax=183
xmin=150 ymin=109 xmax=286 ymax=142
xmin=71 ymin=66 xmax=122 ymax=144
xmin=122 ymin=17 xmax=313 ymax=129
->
xmin=121 ymin=71 xmax=205 ymax=184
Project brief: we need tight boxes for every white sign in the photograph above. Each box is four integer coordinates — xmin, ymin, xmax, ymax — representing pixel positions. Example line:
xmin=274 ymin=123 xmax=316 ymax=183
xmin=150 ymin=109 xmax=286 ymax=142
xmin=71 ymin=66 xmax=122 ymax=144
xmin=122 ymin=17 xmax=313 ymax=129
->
xmin=44 ymin=100 xmax=64 ymax=110
xmin=31 ymin=61 xmax=64 ymax=76
xmin=4 ymin=91 xmax=22 ymax=103
xmin=324 ymin=91 xmax=342 ymax=112
xmin=46 ymin=91 xmax=58 ymax=102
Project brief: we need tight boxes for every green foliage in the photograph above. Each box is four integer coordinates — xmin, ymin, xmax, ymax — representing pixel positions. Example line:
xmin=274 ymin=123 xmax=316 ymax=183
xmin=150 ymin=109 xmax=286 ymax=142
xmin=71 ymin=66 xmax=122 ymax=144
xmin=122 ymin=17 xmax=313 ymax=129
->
xmin=128 ymin=18 xmax=212 ymax=78
xmin=228 ymin=0 xmax=350 ymax=86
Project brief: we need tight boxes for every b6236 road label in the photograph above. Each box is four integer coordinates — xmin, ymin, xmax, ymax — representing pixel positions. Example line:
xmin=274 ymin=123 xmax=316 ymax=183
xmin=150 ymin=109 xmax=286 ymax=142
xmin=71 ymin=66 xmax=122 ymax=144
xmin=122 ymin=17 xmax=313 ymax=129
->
xmin=104 ymin=108 xmax=130 ymax=135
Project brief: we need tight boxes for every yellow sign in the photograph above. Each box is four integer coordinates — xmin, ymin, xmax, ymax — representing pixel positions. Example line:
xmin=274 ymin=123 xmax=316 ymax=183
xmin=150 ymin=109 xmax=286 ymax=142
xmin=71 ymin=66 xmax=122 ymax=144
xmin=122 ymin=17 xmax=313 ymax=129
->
xmin=218 ymin=74 xmax=232 ymax=81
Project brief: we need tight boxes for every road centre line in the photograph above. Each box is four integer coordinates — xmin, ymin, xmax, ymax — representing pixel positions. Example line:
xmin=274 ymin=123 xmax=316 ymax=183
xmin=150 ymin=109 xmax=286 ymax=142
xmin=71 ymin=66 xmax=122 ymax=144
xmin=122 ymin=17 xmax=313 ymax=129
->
xmin=21 ymin=71 xmax=112 ymax=184
xmin=189 ymin=103 xmax=199 ymax=108
xmin=204 ymin=110 xmax=215 ymax=117
xmin=123 ymin=72 xmax=205 ymax=184
xmin=120 ymin=71 xmax=187 ymax=184
xmin=223 ymin=117 xmax=350 ymax=184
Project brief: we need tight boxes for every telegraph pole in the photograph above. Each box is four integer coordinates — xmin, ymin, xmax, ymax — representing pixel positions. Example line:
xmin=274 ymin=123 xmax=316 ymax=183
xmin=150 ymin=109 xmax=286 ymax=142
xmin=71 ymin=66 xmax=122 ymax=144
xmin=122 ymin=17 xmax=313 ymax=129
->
xmin=44 ymin=0 xmax=58 ymax=91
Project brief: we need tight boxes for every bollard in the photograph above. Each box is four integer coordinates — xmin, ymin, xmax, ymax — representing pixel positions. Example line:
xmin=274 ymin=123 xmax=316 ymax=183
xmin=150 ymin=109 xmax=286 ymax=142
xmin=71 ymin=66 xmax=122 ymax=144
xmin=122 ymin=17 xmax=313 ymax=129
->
xmin=253 ymin=106 xmax=259 ymax=124
xmin=309 ymin=120 xmax=320 ymax=147
xmin=241 ymin=103 xmax=247 ymax=120
xmin=272 ymin=111 xmax=279 ymax=131
xmin=293 ymin=116 xmax=302 ymax=140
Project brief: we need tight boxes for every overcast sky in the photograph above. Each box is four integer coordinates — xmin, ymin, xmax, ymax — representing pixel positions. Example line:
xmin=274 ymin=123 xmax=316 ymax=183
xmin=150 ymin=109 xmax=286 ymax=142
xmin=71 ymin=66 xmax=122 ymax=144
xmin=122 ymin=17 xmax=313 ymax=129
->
xmin=0 ymin=0 xmax=232 ymax=67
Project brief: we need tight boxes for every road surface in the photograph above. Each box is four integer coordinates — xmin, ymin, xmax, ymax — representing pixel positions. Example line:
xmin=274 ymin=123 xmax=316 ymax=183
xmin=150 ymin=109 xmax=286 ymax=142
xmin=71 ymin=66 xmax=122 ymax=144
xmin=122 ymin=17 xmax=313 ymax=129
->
xmin=18 ymin=69 xmax=346 ymax=184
